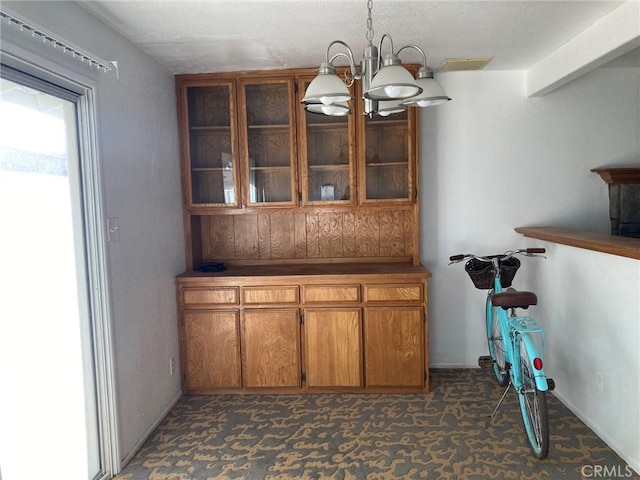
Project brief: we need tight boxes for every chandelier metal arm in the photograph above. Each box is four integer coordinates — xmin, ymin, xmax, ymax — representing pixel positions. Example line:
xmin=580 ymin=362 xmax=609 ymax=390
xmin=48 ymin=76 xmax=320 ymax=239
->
xmin=377 ymin=33 xmax=395 ymax=62
xmin=325 ymin=40 xmax=360 ymax=80
xmin=396 ymin=44 xmax=427 ymax=68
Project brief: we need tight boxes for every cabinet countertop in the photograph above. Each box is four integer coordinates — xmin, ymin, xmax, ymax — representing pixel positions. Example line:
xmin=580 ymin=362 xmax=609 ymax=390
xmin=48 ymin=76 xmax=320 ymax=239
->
xmin=178 ymin=262 xmax=431 ymax=279
xmin=515 ymin=226 xmax=640 ymax=260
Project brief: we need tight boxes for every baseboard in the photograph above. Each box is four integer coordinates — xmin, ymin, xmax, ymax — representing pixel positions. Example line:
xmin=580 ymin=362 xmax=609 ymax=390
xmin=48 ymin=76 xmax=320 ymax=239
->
xmin=552 ymin=389 xmax=639 ymax=476
xmin=119 ymin=389 xmax=183 ymax=471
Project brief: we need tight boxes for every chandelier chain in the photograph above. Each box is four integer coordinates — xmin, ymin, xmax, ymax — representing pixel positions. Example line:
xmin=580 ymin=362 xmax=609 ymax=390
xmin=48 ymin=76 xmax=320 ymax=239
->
xmin=366 ymin=0 xmax=374 ymax=44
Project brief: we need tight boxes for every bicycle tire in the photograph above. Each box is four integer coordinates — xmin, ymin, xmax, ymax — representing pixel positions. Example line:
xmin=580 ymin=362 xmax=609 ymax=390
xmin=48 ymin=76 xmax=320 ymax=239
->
xmin=517 ymin=340 xmax=550 ymax=459
xmin=486 ymin=296 xmax=508 ymax=386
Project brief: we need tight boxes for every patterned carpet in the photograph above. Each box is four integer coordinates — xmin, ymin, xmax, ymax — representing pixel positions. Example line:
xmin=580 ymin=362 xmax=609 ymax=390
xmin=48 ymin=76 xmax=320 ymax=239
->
xmin=115 ymin=369 xmax=637 ymax=479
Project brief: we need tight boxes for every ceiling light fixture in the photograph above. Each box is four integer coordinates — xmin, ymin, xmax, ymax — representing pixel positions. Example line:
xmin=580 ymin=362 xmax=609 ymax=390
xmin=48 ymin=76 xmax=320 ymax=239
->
xmin=301 ymin=0 xmax=450 ymax=117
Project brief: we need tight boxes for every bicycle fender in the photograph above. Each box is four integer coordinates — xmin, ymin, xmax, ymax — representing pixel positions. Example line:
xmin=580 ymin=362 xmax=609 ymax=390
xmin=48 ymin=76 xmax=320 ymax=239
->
xmin=520 ymin=334 xmax=549 ymax=392
xmin=534 ymin=371 xmax=549 ymax=392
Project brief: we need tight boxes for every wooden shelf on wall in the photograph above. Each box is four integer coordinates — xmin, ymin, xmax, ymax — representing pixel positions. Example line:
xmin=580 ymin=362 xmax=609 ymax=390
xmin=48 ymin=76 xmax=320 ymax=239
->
xmin=515 ymin=226 xmax=640 ymax=260
xmin=591 ymin=167 xmax=640 ymax=184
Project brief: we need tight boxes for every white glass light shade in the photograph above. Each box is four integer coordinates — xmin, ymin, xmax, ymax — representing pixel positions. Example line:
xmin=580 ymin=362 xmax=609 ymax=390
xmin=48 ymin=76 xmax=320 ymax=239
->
xmin=365 ymin=64 xmax=422 ymax=100
xmin=402 ymin=75 xmax=451 ymax=107
xmin=305 ymin=102 xmax=351 ymax=116
xmin=376 ymin=99 xmax=406 ymax=117
xmin=301 ymin=70 xmax=352 ymax=105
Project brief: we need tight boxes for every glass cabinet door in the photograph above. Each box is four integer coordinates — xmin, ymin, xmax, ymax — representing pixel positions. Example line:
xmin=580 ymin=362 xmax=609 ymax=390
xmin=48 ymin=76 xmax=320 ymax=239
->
xmin=239 ymin=78 xmax=297 ymax=206
xmin=359 ymin=107 xmax=416 ymax=204
xmin=297 ymin=77 xmax=356 ymax=205
xmin=184 ymin=82 xmax=239 ymax=207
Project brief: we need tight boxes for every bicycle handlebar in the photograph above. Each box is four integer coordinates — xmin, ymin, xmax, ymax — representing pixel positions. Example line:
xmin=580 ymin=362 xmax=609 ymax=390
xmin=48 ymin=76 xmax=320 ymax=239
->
xmin=447 ymin=248 xmax=546 ymax=265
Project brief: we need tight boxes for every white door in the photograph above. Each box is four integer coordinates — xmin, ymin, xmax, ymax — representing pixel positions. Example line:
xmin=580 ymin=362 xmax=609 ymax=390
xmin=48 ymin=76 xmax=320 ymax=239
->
xmin=0 ymin=74 xmax=101 ymax=479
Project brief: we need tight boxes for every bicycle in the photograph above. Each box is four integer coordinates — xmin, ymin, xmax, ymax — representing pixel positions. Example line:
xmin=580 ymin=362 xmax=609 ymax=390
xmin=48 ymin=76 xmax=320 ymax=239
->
xmin=448 ymin=248 xmax=555 ymax=459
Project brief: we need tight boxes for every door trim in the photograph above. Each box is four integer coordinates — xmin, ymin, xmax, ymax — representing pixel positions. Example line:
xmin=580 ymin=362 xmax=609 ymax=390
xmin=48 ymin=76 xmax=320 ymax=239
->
xmin=1 ymin=45 xmax=120 ymax=478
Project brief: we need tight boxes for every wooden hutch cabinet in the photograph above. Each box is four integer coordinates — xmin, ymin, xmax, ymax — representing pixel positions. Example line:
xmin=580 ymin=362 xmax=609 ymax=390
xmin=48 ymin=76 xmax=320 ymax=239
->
xmin=175 ymin=68 xmax=430 ymax=394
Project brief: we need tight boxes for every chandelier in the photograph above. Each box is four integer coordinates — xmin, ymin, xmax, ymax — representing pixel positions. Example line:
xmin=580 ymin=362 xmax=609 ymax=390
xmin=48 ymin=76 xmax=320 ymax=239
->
xmin=301 ymin=0 xmax=450 ymax=117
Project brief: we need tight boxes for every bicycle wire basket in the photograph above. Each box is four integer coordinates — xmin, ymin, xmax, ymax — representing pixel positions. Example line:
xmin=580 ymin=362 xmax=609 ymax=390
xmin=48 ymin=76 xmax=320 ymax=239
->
xmin=464 ymin=256 xmax=520 ymax=289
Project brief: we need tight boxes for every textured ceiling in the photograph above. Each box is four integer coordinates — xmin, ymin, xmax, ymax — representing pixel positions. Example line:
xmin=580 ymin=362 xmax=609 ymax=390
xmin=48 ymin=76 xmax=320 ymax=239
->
xmin=78 ymin=0 xmax=629 ymax=74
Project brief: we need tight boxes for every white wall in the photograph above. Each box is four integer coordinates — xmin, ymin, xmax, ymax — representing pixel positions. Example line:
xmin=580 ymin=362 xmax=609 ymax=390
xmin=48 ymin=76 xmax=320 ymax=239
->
xmin=1 ymin=1 xmax=185 ymax=468
xmin=419 ymin=67 xmax=640 ymax=470
xmin=421 ymin=67 xmax=639 ymax=367
xmin=522 ymin=240 xmax=640 ymax=473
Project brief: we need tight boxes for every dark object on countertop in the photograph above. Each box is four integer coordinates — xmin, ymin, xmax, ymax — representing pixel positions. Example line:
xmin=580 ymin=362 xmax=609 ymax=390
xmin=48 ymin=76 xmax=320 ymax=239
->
xmin=196 ymin=261 xmax=227 ymax=273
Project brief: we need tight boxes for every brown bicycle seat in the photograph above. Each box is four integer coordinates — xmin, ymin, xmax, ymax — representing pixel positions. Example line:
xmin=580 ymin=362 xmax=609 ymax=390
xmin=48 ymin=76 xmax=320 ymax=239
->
xmin=492 ymin=289 xmax=537 ymax=309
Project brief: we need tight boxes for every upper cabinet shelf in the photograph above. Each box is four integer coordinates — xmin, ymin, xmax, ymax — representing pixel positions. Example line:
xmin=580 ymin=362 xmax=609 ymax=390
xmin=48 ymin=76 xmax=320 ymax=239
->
xmin=246 ymin=124 xmax=291 ymax=130
xmin=306 ymin=122 xmax=351 ymax=129
xmin=190 ymin=125 xmax=231 ymax=131
xmin=365 ymin=118 xmax=407 ymax=125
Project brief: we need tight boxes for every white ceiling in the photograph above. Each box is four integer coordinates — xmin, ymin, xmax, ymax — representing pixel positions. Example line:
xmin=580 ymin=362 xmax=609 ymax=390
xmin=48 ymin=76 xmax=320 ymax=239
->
xmin=78 ymin=0 xmax=634 ymax=75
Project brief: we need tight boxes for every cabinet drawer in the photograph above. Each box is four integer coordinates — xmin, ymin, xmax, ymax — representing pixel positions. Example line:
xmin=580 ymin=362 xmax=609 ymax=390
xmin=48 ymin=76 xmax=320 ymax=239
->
xmin=303 ymin=285 xmax=360 ymax=303
xmin=242 ymin=286 xmax=299 ymax=305
xmin=183 ymin=287 xmax=239 ymax=306
xmin=364 ymin=284 xmax=423 ymax=303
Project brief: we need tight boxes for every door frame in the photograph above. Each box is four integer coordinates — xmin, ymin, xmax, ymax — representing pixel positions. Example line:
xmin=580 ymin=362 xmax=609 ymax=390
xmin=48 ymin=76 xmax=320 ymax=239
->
xmin=1 ymin=45 xmax=120 ymax=478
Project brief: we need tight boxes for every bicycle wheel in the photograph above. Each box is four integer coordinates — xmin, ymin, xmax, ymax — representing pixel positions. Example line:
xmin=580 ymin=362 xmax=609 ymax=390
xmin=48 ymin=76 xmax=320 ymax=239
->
xmin=486 ymin=296 xmax=508 ymax=386
xmin=517 ymin=340 xmax=549 ymax=459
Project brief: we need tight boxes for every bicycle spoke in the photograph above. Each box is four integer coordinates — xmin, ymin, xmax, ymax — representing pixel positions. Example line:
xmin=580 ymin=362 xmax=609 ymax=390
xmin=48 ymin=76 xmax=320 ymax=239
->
xmin=522 ymin=385 xmax=543 ymax=443
xmin=487 ymin=300 xmax=508 ymax=386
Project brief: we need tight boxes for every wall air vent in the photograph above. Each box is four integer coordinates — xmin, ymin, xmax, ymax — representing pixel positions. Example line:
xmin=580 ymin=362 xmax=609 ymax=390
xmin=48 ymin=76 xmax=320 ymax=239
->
xmin=438 ymin=57 xmax=494 ymax=72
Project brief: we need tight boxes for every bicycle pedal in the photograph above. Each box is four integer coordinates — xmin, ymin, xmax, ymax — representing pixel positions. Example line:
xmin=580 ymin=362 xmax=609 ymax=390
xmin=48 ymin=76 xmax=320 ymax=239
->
xmin=547 ymin=378 xmax=556 ymax=391
xmin=478 ymin=356 xmax=493 ymax=369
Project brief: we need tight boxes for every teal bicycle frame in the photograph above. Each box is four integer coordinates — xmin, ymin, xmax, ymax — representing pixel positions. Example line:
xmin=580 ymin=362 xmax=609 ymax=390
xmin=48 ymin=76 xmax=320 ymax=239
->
xmin=490 ymin=274 xmax=550 ymax=392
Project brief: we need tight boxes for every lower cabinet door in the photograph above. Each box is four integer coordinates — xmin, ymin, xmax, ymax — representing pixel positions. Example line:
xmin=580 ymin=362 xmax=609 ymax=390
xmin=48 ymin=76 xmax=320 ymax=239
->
xmin=183 ymin=310 xmax=241 ymax=390
xmin=241 ymin=308 xmax=301 ymax=388
xmin=364 ymin=307 xmax=424 ymax=387
xmin=303 ymin=308 xmax=362 ymax=387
